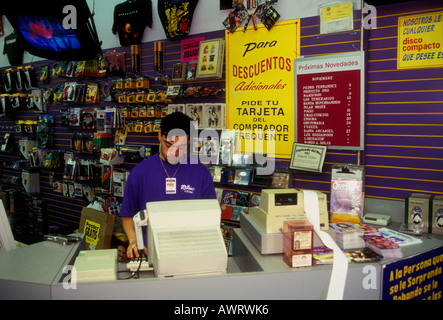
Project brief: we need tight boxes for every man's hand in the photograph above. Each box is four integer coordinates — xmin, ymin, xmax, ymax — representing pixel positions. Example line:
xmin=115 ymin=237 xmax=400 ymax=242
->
xmin=126 ymin=240 xmax=147 ymax=259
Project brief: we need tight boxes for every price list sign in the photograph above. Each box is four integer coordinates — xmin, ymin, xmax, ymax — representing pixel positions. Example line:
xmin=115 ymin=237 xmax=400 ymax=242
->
xmin=294 ymin=52 xmax=365 ymax=150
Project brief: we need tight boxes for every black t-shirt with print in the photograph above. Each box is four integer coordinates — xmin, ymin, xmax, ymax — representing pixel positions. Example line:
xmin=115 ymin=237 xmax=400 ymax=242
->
xmin=158 ymin=0 xmax=199 ymax=41
xmin=112 ymin=0 xmax=153 ymax=46
xmin=3 ymin=32 xmax=24 ymax=66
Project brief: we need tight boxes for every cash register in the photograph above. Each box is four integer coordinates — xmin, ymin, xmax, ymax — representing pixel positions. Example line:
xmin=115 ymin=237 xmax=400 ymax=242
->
xmin=134 ymin=199 xmax=228 ymax=278
xmin=242 ymin=189 xmax=330 ymax=254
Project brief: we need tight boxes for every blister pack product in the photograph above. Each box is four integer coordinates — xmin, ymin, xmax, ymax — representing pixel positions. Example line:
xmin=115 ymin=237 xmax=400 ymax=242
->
xmin=330 ymin=165 xmax=364 ymax=224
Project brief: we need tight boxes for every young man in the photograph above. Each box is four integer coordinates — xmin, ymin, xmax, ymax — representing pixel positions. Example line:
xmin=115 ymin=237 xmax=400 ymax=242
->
xmin=119 ymin=112 xmax=216 ymax=258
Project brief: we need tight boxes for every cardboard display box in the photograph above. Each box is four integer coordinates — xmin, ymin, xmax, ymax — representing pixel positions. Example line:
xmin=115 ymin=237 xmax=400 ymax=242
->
xmin=79 ymin=207 xmax=115 ymax=250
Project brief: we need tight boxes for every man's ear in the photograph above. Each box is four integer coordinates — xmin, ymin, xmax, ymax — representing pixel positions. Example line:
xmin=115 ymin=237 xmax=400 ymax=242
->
xmin=158 ymin=131 xmax=162 ymax=142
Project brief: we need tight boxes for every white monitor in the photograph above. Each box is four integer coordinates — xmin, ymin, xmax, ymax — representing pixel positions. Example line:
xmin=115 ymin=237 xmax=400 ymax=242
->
xmin=146 ymin=199 xmax=227 ymax=278
xmin=0 ymin=200 xmax=17 ymax=253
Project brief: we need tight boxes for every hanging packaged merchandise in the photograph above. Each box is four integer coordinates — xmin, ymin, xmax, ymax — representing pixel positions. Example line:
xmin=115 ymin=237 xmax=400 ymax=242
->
xmin=71 ymin=133 xmax=83 ymax=152
xmin=75 ymin=83 xmax=86 ymax=103
xmin=0 ymin=94 xmax=12 ymax=118
xmin=255 ymin=4 xmax=280 ymax=30
xmin=82 ymin=134 xmax=94 ymax=153
xmin=32 ymin=88 xmax=46 ymax=113
xmin=38 ymin=114 xmax=55 ymax=126
xmin=11 ymin=93 xmax=25 ymax=112
xmin=60 ymin=109 xmax=71 ymax=127
xmin=75 ymin=61 xmax=86 ymax=77
xmin=40 ymin=65 xmax=50 ymax=84
xmin=81 ymin=109 xmax=96 ymax=129
xmin=69 ymin=108 xmax=82 ymax=127
xmin=4 ymin=69 xmax=15 ymax=93
xmin=101 ymin=165 xmax=113 ymax=192
xmin=43 ymin=88 xmax=54 ymax=105
xmin=97 ymin=54 xmax=108 ymax=77
xmin=53 ymin=85 xmax=64 ymax=104
xmin=42 ymin=151 xmax=57 ymax=169
xmin=23 ymin=66 xmax=35 ymax=91
xmin=104 ymin=50 xmax=126 ymax=76
xmin=64 ymin=159 xmax=79 ymax=180
xmin=15 ymin=67 xmax=24 ymax=92
xmin=52 ymin=61 xmax=67 ymax=78
xmin=25 ymin=93 xmax=34 ymax=109
xmin=36 ymin=122 xmax=53 ymax=149
xmin=112 ymin=0 xmax=153 ymax=46
xmin=115 ymin=127 xmax=127 ymax=146
xmin=93 ymin=133 xmax=113 ymax=153
xmin=63 ymin=82 xmax=77 ymax=102
xmin=158 ymin=0 xmax=199 ymax=41
xmin=223 ymin=5 xmax=249 ymax=33
xmin=96 ymin=109 xmax=107 ymax=133
xmin=102 ymin=81 xmax=118 ymax=102
xmin=85 ymin=83 xmax=99 ymax=104
xmin=79 ymin=160 xmax=92 ymax=181
xmin=23 ymin=120 xmax=37 ymax=134
xmin=65 ymin=61 xmax=78 ymax=78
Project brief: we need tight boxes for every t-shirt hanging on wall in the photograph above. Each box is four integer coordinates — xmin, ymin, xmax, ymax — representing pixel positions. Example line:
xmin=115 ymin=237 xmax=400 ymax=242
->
xmin=3 ymin=32 xmax=24 ymax=66
xmin=158 ymin=0 xmax=199 ymax=41
xmin=112 ymin=0 xmax=153 ymax=47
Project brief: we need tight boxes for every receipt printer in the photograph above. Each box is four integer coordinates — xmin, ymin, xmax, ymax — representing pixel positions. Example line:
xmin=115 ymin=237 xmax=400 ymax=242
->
xmin=249 ymin=189 xmax=329 ymax=234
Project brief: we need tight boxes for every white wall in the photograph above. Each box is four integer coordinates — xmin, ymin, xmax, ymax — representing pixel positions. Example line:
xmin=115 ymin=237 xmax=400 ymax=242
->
xmin=0 ymin=0 xmax=361 ymax=67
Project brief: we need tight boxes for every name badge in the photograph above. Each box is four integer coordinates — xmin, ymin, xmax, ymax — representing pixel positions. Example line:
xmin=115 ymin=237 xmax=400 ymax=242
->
xmin=166 ymin=178 xmax=176 ymax=194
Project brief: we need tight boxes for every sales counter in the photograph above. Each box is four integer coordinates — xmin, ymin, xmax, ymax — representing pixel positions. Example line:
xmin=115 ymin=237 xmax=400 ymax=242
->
xmin=1 ymin=226 xmax=442 ymax=300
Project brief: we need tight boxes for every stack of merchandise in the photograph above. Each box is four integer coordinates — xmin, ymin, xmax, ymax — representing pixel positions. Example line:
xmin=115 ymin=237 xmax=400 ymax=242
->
xmin=313 ymin=247 xmax=382 ymax=264
xmin=347 ymin=247 xmax=382 ymax=263
xmin=313 ymin=247 xmax=352 ymax=265
xmin=330 ymin=223 xmax=366 ymax=249
xmin=378 ymin=227 xmax=422 ymax=247
xmin=364 ymin=236 xmax=404 ymax=259
xmin=357 ymin=223 xmax=382 ymax=237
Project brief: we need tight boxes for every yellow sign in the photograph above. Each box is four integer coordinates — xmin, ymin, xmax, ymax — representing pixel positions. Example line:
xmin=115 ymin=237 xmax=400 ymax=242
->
xmin=226 ymin=20 xmax=300 ymax=159
xmin=397 ymin=11 xmax=443 ymax=69
xmin=84 ymin=219 xmax=100 ymax=247
xmin=321 ymin=2 xmax=353 ymax=22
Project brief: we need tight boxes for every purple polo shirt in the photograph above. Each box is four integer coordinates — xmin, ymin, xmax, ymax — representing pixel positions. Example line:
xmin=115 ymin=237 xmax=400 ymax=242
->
xmin=119 ymin=153 xmax=217 ymax=218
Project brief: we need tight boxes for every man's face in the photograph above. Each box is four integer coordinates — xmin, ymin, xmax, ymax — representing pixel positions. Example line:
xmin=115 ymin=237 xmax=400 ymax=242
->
xmin=158 ymin=132 xmax=189 ymax=164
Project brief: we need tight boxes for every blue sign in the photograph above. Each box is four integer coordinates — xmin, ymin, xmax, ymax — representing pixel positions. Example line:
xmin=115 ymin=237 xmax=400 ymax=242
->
xmin=382 ymin=246 xmax=443 ymax=300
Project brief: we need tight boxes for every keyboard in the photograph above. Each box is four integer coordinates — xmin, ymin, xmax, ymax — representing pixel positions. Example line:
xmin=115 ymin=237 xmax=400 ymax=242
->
xmin=126 ymin=259 xmax=153 ymax=272
xmin=157 ymin=229 xmax=224 ymax=257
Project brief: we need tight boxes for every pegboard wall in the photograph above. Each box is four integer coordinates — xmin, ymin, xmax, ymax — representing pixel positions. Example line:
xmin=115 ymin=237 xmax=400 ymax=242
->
xmin=0 ymin=1 xmax=441 ymax=237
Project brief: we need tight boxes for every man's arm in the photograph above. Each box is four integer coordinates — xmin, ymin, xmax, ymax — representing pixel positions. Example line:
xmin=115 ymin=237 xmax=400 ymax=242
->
xmin=122 ymin=216 xmax=141 ymax=259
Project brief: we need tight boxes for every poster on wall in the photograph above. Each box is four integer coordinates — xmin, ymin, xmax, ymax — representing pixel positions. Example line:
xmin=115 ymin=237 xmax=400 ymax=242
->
xmin=181 ymin=37 xmax=204 ymax=63
xmin=294 ymin=51 xmax=365 ymax=150
xmin=397 ymin=11 xmax=443 ymax=69
xmin=226 ymin=19 xmax=301 ymax=159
